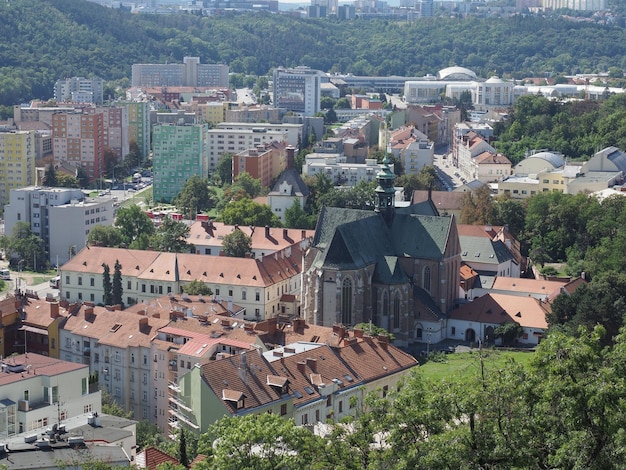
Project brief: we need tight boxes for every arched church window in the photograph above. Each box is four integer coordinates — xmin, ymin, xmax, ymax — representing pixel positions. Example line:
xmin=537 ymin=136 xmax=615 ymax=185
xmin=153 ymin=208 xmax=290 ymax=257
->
xmin=341 ymin=278 xmax=352 ymax=325
xmin=393 ymin=294 xmax=400 ymax=330
xmin=423 ymin=266 xmax=431 ymax=293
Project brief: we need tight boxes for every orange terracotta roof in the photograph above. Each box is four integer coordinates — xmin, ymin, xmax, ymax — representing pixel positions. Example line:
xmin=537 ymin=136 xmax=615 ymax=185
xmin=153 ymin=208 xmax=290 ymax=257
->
xmin=449 ymin=293 xmax=548 ymax=329
xmin=137 ymin=446 xmax=178 ymax=470
xmin=334 ymin=338 xmax=418 ymax=382
xmin=186 ymin=221 xmax=313 ymax=252
xmin=62 ymin=245 xmax=305 ymax=288
xmin=277 ymin=345 xmax=358 ymax=407
xmin=460 ymin=264 xmax=479 ymax=281
xmin=0 ymin=353 xmax=86 ymax=387
xmin=201 ymin=350 xmax=283 ymax=413
xmin=474 ymin=151 xmax=511 ymax=165
xmin=491 ymin=277 xmax=567 ymax=297
xmin=21 ymin=298 xmax=62 ymax=329
xmin=61 ymin=304 xmax=170 ymax=349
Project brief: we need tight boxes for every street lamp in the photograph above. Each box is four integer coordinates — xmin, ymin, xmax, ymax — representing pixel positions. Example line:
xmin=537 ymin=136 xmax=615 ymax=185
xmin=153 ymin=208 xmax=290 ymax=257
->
xmin=16 ymin=259 xmax=25 ymax=294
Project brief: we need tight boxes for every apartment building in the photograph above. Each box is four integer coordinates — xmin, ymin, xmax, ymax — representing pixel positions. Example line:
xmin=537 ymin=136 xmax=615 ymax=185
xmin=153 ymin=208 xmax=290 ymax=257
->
xmin=172 ymin=325 xmax=418 ymax=434
xmin=302 ymin=155 xmax=390 ymax=186
xmin=132 ymin=57 xmax=229 ymax=88
xmin=4 ymin=187 xmax=113 ymax=264
xmin=272 ymin=67 xmax=324 ymax=116
xmin=0 ymin=353 xmax=101 ymax=438
xmin=0 ymin=130 xmax=36 ymax=207
xmin=59 ymin=302 xmax=170 ymax=424
xmin=59 ymin=244 xmax=305 ymax=321
xmin=454 ymin=131 xmax=496 ymax=179
xmin=152 ymin=123 xmax=208 ymax=203
xmin=93 ymin=105 xmax=129 ymax=161
xmin=54 ymin=77 xmax=104 ymax=105
xmin=233 ymin=141 xmax=288 ymax=188
xmin=51 ymin=111 xmax=105 ymax=180
xmin=207 ymin=127 xmax=286 ymax=174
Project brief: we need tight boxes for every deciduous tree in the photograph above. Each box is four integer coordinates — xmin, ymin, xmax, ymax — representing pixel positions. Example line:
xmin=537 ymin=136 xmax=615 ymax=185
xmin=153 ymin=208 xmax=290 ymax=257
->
xmin=221 ymin=229 xmax=252 ymax=258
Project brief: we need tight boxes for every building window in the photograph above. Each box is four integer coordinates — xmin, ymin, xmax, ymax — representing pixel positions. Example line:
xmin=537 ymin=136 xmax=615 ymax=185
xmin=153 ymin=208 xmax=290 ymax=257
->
xmin=393 ymin=295 xmax=400 ymax=330
xmin=65 ymin=276 xmax=70 ymax=285
xmin=423 ymin=266 xmax=431 ymax=293
xmin=451 ymin=327 xmax=456 ymax=335
xmin=341 ymin=278 xmax=352 ymax=325
xmin=255 ymin=292 xmax=260 ymax=301
xmin=127 ymin=281 xmax=131 ymax=290
xmin=242 ymin=290 xmax=246 ymax=300
xmin=280 ymin=404 xmax=287 ymax=416
xmin=339 ymin=401 xmax=343 ymax=413
xmin=78 ymin=277 xmax=82 ymax=286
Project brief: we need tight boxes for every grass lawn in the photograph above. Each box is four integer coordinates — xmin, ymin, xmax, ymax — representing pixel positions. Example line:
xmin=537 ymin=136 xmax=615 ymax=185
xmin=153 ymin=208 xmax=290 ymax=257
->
xmin=419 ymin=349 xmax=535 ymax=382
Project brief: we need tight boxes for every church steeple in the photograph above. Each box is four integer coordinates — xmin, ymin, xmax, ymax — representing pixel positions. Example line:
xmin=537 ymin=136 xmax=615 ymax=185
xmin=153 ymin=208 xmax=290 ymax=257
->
xmin=375 ymin=122 xmax=395 ymax=224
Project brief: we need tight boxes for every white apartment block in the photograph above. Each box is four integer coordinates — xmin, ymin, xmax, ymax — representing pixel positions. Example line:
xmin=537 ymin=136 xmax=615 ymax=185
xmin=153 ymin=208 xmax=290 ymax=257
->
xmin=273 ymin=67 xmax=324 ymax=116
xmin=0 ymin=353 xmax=101 ymax=438
xmin=402 ymin=139 xmax=434 ymax=175
xmin=207 ymin=127 xmax=287 ymax=173
xmin=302 ymin=154 xmax=391 ymax=186
xmin=216 ymin=122 xmax=302 ymax=147
xmin=54 ymin=77 xmax=104 ymax=105
xmin=132 ymin=57 xmax=229 ymax=88
xmin=4 ymin=187 xmax=113 ymax=264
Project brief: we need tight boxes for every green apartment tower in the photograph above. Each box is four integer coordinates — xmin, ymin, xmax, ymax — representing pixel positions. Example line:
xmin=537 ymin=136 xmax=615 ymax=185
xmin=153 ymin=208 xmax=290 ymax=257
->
xmin=152 ymin=123 xmax=208 ymax=203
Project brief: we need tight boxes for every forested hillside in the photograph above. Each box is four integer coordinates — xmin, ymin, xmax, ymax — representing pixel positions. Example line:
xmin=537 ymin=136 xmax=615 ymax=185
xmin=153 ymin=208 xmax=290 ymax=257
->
xmin=2 ymin=0 xmax=626 ymax=106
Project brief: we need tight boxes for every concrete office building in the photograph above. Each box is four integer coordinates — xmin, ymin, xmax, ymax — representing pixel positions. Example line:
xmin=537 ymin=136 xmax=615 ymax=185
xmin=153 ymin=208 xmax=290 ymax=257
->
xmin=273 ymin=67 xmax=324 ymax=116
xmin=132 ymin=57 xmax=229 ymax=88
xmin=4 ymin=186 xmax=114 ymax=264
xmin=54 ymin=77 xmax=104 ymax=105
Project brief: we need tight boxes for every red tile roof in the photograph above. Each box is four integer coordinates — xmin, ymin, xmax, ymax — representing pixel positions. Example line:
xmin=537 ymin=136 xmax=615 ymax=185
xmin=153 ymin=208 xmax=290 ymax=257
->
xmin=333 ymin=338 xmax=418 ymax=383
xmin=449 ymin=293 xmax=548 ymax=329
xmin=0 ymin=353 xmax=86 ymax=387
xmin=136 ymin=446 xmax=178 ymax=470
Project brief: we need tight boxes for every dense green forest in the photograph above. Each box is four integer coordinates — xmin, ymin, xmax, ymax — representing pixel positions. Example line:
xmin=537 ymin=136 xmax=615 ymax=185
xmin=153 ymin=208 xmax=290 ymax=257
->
xmin=2 ymin=0 xmax=626 ymax=106
xmin=494 ymin=93 xmax=626 ymax=162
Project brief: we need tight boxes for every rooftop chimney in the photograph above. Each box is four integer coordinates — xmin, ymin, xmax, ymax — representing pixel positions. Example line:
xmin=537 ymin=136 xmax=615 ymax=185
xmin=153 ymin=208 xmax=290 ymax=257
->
xmin=49 ymin=301 xmax=60 ymax=319
xmin=377 ymin=334 xmax=389 ymax=350
xmin=306 ymin=357 xmax=317 ymax=373
xmin=265 ymin=225 xmax=270 ymax=238
xmin=353 ymin=328 xmax=364 ymax=338
xmin=296 ymin=361 xmax=306 ymax=374
xmin=139 ymin=317 xmax=149 ymax=329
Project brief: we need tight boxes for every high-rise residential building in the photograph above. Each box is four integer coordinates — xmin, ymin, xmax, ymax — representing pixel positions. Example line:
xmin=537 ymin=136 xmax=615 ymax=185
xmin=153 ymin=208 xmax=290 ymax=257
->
xmin=119 ymin=101 xmax=151 ymax=163
xmin=91 ymin=106 xmax=130 ymax=161
xmin=54 ymin=76 xmax=104 ymax=105
xmin=233 ymin=141 xmax=288 ymax=188
xmin=152 ymin=123 xmax=208 ymax=203
xmin=0 ymin=130 xmax=36 ymax=207
xmin=52 ymin=112 xmax=105 ymax=180
xmin=272 ymin=67 xmax=324 ymax=116
xmin=132 ymin=57 xmax=229 ymax=88
xmin=3 ymin=187 xmax=114 ymax=264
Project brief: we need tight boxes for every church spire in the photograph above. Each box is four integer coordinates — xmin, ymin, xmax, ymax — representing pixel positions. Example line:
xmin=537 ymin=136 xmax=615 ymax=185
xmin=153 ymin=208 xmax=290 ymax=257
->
xmin=375 ymin=121 xmax=396 ymax=224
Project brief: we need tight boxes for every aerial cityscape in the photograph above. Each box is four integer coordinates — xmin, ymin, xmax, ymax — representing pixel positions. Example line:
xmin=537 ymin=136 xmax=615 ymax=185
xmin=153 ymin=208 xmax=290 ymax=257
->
xmin=1 ymin=0 xmax=626 ymax=467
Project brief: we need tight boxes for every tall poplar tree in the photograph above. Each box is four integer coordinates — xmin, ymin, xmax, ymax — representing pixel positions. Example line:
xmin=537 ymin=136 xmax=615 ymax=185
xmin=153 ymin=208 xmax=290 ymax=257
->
xmin=112 ymin=260 xmax=123 ymax=307
xmin=102 ymin=263 xmax=112 ymax=306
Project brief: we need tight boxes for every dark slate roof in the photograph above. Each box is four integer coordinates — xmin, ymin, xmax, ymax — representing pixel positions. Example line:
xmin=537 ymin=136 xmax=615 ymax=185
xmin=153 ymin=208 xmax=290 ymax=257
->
xmin=460 ymin=236 xmax=515 ymax=266
xmin=397 ymin=199 xmax=439 ymax=216
xmin=313 ymin=206 xmax=453 ymax=271
xmin=270 ymin=167 xmax=310 ymax=197
xmin=390 ymin=213 xmax=452 ymax=260
xmin=373 ymin=256 xmax=409 ymax=285
xmin=413 ymin=285 xmax=446 ymax=320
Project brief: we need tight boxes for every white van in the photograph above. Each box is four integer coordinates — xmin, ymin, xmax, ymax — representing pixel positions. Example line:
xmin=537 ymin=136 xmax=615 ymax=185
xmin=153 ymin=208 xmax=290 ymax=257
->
xmin=49 ymin=276 xmax=60 ymax=289
xmin=0 ymin=269 xmax=10 ymax=280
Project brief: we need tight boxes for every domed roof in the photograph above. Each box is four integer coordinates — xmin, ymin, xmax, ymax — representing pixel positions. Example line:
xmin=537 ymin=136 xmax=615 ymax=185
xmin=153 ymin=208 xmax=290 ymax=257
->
xmin=485 ymin=76 xmax=504 ymax=83
xmin=437 ymin=66 xmax=477 ymax=81
xmin=528 ymin=151 xmax=564 ymax=168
